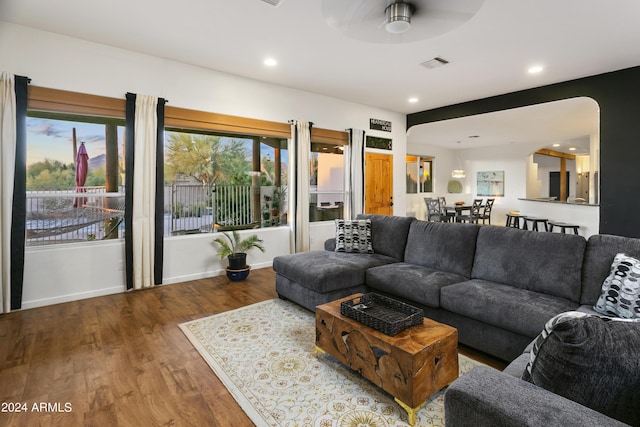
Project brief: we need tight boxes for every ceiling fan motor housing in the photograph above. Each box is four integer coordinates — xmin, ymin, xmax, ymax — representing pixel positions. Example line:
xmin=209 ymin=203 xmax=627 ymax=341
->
xmin=386 ymin=2 xmax=414 ymax=33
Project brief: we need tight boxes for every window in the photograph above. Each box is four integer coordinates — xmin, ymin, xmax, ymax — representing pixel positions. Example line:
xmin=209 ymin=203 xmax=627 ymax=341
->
xmin=26 ymin=87 xmax=126 ymax=246
xmin=309 ymin=142 xmax=344 ymax=222
xmin=406 ymin=155 xmax=433 ymax=194
xmin=163 ymin=128 xmax=288 ymax=234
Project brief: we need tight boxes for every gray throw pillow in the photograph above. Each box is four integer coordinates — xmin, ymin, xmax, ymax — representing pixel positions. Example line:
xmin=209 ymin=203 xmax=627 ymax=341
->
xmin=334 ymin=219 xmax=373 ymax=254
xmin=522 ymin=311 xmax=640 ymax=425
xmin=594 ymin=252 xmax=640 ymax=318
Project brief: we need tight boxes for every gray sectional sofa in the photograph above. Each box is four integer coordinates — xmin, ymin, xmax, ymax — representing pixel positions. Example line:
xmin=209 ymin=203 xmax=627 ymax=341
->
xmin=274 ymin=213 xmax=615 ymax=361
xmin=273 ymin=213 xmax=640 ymax=426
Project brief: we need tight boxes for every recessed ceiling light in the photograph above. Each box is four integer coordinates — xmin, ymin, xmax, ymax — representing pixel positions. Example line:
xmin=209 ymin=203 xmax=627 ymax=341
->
xmin=569 ymin=147 xmax=576 ymax=151
xmin=528 ymin=65 xmax=543 ymax=74
xmin=408 ymin=97 xmax=418 ymax=103
xmin=264 ymin=58 xmax=277 ymax=67
xmin=552 ymin=143 xmax=560 ymax=147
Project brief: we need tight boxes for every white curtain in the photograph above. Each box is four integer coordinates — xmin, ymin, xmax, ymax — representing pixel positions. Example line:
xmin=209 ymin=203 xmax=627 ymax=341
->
xmin=344 ymin=128 xmax=365 ymax=219
xmin=132 ymin=95 xmax=158 ymax=289
xmin=0 ymin=72 xmax=16 ymax=313
xmin=289 ymin=120 xmax=311 ymax=253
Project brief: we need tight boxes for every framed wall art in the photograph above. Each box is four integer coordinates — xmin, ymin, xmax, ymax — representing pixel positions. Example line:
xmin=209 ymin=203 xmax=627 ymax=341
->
xmin=477 ymin=171 xmax=504 ymax=197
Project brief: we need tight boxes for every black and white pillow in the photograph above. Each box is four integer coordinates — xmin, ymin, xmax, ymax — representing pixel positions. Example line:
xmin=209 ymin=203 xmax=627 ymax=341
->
xmin=521 ymin=311 xmax=640 ymax=425
xmin=594 ymin=252 xmax=640 ymax=319
xmin=334 ymin=219 xmax=374 ymax=254
xmin=521 ymin=311 xmax=588 ymax=382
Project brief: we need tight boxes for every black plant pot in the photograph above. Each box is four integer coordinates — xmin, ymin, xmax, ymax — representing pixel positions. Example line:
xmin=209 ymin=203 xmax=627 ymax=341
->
xmin=228 ymin=253 xmax=247 ymax=270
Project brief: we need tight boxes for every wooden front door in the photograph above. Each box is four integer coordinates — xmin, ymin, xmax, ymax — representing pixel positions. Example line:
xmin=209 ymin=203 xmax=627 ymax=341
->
xmin=365 ymin=152 xmax=393 ymax=215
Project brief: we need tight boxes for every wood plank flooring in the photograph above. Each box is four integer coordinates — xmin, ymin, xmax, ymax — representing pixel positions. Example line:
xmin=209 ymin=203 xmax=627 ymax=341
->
xmin=0 ymin=268 xmax=505 ymax=426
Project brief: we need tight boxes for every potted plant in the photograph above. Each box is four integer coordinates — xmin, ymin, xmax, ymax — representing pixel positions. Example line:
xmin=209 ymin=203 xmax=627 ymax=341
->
xmin=271 ymin=186 xmax=285 ymax=218
xmin=213 ymin=230 xmax=265 ymax=280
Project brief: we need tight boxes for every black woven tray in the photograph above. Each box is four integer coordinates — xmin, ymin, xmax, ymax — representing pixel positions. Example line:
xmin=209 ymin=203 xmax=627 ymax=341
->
xmin=340 ymin=293 xmax=424 ymax=336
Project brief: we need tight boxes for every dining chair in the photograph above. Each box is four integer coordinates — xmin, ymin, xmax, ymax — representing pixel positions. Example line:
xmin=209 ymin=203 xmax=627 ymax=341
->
xmin=424 ymin=198 xmax=446 ymax=222
xmin=438 ymin=196 xmax=455 ymax=222
xmin=456 ymin=198 xmax=483 ymax=223
xmin=478 ymin=198 xmax=495 ymax=224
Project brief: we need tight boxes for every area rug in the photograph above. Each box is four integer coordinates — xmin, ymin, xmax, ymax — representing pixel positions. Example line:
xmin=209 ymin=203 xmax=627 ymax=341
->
xmin=179 ymin=299 xmax=485 ymax=427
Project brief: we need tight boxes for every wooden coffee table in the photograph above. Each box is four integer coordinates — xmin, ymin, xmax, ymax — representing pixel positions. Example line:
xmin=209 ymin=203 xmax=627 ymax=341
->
xmin=314 ymin=294 xmax=458 ymax=426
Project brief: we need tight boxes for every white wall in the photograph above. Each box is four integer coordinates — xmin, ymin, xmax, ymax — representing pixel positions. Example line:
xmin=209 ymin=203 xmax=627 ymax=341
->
xmin=1 ymin=22 xmax=407 ymax=309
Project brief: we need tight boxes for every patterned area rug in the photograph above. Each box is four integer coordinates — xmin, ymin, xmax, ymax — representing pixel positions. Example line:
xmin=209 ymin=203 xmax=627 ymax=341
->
xmin=179 ymin=299 xmax=484 ymax=427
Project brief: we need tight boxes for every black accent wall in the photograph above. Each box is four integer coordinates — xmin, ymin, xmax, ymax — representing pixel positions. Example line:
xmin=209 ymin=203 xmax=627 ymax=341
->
xmin=407 ymin=66 xmax=640 ymax=238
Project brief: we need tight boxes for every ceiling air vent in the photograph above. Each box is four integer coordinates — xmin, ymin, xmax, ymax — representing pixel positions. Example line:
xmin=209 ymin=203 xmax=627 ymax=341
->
xmin=420 ymin=57 xmax=449 ymax=70
xmin=261 ymin=0 xmax=286 ymax=6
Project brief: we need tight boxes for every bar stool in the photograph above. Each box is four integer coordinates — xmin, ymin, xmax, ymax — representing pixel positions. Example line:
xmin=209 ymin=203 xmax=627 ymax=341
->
xmin=548 ymin=221 xmax=580 ymax=235
xmin=505 ymin=212 xmax=523 ymax=229
xmin=522 ymin=216 xmax=549 ymax=231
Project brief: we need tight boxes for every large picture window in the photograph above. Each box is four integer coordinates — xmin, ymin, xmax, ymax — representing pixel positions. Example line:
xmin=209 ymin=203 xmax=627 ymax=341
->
xmin=26 ymin=87 xmax=126 ymax=246
xmin=163 ymin=128 xmax=288 ymax=234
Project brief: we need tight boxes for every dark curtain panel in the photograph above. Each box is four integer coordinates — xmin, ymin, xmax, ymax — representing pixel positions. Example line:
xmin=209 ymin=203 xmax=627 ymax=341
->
xmin=10 ymin=76 xmax=29 ymax=310
xmin=154 ymin=99 xmax=165 ymax=285
xmin=124 ymin=93 xmax=136 ymax=290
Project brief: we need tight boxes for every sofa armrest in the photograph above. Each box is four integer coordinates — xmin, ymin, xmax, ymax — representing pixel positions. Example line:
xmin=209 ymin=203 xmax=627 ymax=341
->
xmin=444 ymin=366 xmax=629 ymax=427
xmin=324 ymin=238 xmax=336 ymax=251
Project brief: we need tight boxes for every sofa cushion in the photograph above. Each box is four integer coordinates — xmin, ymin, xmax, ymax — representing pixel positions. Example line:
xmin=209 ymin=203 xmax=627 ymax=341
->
xmin=366 ymin=263 xmax=468 ymax=308
xmin=594 ymin=253 xmax=640 ymax=318
xmin=272 ymin=250 xmax=397 ymax=293
xmin=334 ymin=219 xmax=374 ymax=253
xmin=355 ymin=214 xmax=414 ymax=261
xmin=440 ymin=279 xmax=579 ymax=337
xmin=403 ymin=220 xmax=479 ymax=278
xmin=521 ymin=311 xmax=640 ymax=425
xmin=582 ymin=234 xmax=640 ymax=305
xmin=471 ymin=226 xmax=586 ymax=302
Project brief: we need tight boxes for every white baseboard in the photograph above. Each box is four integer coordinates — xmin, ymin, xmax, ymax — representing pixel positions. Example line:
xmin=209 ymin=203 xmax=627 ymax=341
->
xmin=20 ymin=286 xmax=124 ymax=310
xmin=19 ymin=261 xmax=273 ymax=310
xmin=161 ymin=261 xmax=273 ymax=285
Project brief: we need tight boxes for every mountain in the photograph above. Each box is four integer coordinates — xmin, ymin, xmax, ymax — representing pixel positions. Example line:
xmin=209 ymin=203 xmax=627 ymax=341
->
xmin=88 ymin=154 xmax=105 ymax=169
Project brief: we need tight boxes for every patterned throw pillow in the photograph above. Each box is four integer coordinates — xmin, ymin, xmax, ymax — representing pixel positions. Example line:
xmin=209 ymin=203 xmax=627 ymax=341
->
xmin=522 ymin=311 xmax=588 ymax=382
xmin=594 ymin=252 xmax=640 ymax=318
xmin=521 ymin=311 xmax=640 ymax=425
xmin=334 ymin=219 xmax=374 ymax=254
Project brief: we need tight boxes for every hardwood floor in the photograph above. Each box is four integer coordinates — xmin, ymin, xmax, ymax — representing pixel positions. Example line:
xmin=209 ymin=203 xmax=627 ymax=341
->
xmin=0 ymin=268 xmax=506 ymax=426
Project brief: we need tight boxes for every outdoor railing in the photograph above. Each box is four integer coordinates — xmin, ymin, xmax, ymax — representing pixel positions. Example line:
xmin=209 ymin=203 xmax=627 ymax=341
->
xmin=26 ymin=184 xmax=287 ymax=245
xmin=26 ymin=187 xmax=125 ymax=246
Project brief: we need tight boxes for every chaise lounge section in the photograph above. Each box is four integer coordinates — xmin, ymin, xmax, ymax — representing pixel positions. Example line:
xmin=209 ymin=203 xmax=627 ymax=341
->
xmin=273 ymin=214 xmax=414 ymax=311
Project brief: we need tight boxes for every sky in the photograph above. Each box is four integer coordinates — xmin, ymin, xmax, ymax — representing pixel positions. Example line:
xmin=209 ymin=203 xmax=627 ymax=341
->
xmin=27 ymin=116 xmax=287 ymax=167
xmin=26 ymin=117 xmax=118 ymax=166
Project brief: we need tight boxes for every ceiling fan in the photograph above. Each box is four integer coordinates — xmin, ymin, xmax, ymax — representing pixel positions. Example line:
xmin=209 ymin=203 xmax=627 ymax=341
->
xmin=320 ymin=0 xmax=485 ymax=44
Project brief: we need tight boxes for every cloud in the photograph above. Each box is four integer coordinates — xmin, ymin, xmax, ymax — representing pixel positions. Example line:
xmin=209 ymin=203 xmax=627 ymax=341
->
xmin=83 ymin=134 xmax=105 ymax=143
xmin=27 ymin=120 xmax=66 ymax=138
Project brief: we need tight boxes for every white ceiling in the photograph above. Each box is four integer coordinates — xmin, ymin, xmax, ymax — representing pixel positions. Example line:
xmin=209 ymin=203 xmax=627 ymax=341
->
xmin=3 ymin=0 xmax=640 ymax=115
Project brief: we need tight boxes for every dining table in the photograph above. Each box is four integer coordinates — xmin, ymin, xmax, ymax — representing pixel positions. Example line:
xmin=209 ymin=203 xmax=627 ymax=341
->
xmin=444 ymin=204 xmax=483 ymax=222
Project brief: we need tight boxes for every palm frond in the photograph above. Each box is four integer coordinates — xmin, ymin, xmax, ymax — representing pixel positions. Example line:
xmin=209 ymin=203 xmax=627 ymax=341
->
xmin=212 ymin=230 xmax=264 ymax=259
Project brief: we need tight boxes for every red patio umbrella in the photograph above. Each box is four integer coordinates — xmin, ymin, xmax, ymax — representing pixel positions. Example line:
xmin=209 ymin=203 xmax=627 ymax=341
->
xmin=73 ymin=142 xmax=89 ymax=208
